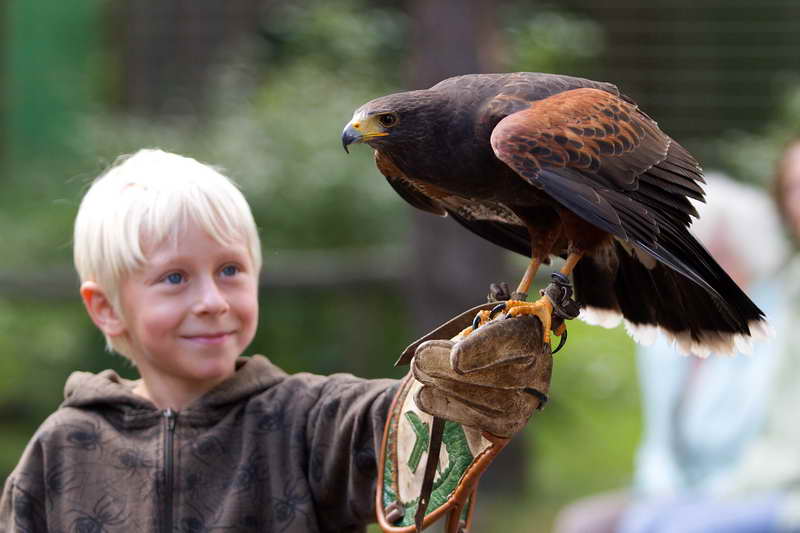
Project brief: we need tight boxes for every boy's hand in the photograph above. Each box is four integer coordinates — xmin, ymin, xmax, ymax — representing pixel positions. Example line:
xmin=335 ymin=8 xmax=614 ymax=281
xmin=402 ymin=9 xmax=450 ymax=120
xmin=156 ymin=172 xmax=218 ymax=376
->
xmin=411 ymin=315 xmax=552 ymax=438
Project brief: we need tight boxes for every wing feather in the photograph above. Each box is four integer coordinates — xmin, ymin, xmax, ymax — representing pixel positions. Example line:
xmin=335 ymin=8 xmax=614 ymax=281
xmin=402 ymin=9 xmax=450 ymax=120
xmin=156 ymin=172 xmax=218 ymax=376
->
xmin=488 ymin=87 xmax=724 ymax=294
xmin=444 ymin=207 xmax=532 ymax=257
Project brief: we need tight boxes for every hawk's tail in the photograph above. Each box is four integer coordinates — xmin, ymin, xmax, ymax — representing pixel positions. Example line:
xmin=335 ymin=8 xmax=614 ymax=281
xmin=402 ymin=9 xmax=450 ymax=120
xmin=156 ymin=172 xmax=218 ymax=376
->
xmin=572 ymin=239 xmax=770 ymax=357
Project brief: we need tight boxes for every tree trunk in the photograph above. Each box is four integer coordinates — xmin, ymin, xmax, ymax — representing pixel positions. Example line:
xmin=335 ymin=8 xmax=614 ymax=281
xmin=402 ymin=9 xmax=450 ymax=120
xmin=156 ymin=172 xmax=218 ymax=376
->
xmin=405 ymin=0 xmax=526 ymax=499
xmin=405 ymin=0 xmax=509 ymax=338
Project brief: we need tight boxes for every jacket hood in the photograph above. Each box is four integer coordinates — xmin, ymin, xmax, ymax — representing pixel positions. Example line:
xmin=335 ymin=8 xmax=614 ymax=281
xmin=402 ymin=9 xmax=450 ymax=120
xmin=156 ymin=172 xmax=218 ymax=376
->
xmin=62 ymin=355 xmax=287 ymax=425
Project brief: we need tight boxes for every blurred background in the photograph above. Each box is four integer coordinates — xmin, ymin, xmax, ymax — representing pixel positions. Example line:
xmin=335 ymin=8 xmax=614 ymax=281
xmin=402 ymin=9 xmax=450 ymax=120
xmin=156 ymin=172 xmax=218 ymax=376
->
xmin=3 ymin=0 xmax=800 ymax=531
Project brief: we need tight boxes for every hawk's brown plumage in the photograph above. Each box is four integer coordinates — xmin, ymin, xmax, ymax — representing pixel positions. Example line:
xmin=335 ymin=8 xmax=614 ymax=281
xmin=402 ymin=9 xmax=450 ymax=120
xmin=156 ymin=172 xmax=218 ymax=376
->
xmin=342 ymin=72 xmax=767 ymax=357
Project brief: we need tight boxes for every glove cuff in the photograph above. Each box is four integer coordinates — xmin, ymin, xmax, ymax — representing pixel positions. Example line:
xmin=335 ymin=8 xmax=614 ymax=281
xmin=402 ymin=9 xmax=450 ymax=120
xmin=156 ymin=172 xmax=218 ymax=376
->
xmin=376 ymin=372 xmax=508 ymax=533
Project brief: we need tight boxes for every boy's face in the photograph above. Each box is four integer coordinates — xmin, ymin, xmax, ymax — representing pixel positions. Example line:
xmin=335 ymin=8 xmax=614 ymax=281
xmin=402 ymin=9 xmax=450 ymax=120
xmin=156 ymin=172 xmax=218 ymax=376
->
xmin=116 ymin=224 xmax=259 ymax=397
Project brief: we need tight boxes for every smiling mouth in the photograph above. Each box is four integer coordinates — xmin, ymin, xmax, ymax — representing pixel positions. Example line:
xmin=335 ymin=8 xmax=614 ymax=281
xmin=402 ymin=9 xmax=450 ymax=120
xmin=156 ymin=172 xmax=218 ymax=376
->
xmin=182 ymin=332 xmax=235 ymax=345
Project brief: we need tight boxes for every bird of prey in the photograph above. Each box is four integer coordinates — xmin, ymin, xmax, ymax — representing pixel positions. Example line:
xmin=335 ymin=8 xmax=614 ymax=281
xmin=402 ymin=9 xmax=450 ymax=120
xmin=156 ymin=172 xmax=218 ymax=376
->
xmin=342 ymin=72 xmax=768 ymax=357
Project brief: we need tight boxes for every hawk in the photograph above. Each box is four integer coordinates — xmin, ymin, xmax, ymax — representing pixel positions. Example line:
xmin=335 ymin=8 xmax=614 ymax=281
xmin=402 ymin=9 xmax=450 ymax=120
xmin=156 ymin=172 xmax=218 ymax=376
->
xmin=342 ymin=72 xmax=768 ymax=357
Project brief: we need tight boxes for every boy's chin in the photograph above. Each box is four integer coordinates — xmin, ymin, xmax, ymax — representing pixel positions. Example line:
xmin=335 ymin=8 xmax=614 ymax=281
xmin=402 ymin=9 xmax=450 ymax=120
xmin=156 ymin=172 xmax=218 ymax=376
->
xmin=131 ymin=345 xmax=243 ymax=389
xmin=186 ymin=356 xmax=239 ymax=382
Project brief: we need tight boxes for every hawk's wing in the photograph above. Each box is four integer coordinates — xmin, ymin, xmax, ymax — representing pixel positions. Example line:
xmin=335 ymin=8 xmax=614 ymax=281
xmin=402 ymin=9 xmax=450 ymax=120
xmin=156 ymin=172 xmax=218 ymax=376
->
xmin=491 ymin=87 xmax=704 ymax=234
xmin=490 ymin=87 xmax=718 ymax=289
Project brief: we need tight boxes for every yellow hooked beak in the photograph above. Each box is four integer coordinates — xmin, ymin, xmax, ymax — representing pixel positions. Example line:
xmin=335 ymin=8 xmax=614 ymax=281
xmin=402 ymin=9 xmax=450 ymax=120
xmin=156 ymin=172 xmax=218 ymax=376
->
xmin=342 ymin=114 xmax=389 ymax=153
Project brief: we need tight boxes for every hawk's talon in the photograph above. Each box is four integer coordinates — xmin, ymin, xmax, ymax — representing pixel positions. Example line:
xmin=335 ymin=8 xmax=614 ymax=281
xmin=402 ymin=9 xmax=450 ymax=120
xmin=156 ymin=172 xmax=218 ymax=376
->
xmin=460 ymin=310 xmax=493 ymax=338
xmin=481 ymin=278 xmax=577 ymax=351
xmin=551 ymin=328 xmax=568 ymax=354
xmin=489 ymin=302 xmax=507 ymax=319
xmin=471 ymin=313 xmax=482 ymax=331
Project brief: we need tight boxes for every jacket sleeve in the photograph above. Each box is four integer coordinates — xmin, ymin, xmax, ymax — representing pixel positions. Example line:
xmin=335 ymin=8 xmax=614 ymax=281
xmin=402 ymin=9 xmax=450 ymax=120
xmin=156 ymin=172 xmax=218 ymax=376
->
xmin=0 ymin=436 xmax=49 ymax=532
xmin=304 ymin=373 xmax=400 ymax=532
xmin=0 ymin=476 xmax=14 ymax=531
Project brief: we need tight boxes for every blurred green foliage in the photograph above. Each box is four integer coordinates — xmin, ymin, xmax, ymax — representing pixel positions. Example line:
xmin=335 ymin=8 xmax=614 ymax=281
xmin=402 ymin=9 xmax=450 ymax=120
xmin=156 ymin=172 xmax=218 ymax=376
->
xmin=502 ymin=5 xmax=606 ymax=77
xmin=5 ymin=1 xmax=797 ymax=531
xmin=535 ymin=320 xmax=640 ymax=497
xmin=0 ymin=3 xmax=636 ymax=530
xmin=710 ymin=78 xmax=800 ymax=188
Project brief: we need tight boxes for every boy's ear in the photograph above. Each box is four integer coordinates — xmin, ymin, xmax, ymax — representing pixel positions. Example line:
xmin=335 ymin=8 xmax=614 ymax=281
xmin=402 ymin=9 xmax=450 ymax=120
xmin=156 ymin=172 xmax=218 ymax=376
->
xmin=80 ymin=281 xmax=126 ymax=336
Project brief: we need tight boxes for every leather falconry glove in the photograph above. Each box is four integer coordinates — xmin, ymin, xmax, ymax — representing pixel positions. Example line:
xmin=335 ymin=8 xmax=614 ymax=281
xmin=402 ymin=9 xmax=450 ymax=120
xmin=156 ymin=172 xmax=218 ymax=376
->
xmin=377 ymin=311 xmax=554 ymax=533
xmin=412 ymin=315 xmax=552 ymax=438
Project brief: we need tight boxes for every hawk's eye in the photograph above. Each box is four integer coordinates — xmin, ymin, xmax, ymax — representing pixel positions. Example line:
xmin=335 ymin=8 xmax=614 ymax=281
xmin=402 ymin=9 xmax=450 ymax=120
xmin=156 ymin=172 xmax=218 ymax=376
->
xmin=378 ymin=113 xmax=398 ymax=127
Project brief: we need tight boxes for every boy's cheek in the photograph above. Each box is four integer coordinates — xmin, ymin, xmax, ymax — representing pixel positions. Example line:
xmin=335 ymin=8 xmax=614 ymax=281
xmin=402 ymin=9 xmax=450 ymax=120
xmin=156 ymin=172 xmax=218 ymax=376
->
xmin=239 ymin=298 xmax=259 ymax=346
xmin=242 ymin=301 xmax=259 ymax=338
xmin=238 ymin=283 xmax=259 ymax=314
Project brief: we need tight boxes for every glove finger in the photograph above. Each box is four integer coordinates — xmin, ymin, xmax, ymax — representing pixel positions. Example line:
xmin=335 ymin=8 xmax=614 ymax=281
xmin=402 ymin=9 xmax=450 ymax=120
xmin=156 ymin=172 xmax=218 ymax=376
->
xmin=416 ymin=353 xmax=540 ymax=390
xmin=413 ymin=339 xmax=454 ymax=367
xmin=414 ymin=375 xmax=538 ymax=417
xmin=415 ymin=338 xmax=552 ymax=391
xmin=451 ymin=316 xmax=545 ymax=374
xmin=453 ymin=349 xmax=552 ymax=392
xmin=413 ymin=339 xmax=469 ymax=383
xmin=415 ymin=385 xmax=532 ymax=438
xmin=414 ymin=339 xmax=480 ymax=379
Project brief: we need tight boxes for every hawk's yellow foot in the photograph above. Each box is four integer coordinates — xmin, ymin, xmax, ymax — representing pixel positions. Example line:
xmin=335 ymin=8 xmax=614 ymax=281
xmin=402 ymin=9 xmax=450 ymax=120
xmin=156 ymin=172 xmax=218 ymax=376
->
xmin=457 ymin=303 xmax=511 ymax=339
xmin=502 ymin=296 xmax=566 ymax=346
xmin=456 ymin=309 xmax=492 ymax=339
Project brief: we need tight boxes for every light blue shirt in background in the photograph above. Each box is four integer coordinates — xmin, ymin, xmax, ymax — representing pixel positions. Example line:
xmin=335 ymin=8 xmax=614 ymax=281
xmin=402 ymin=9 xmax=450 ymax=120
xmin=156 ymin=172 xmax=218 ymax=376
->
xmin=633 ymin=277 xmax=788 ymax=498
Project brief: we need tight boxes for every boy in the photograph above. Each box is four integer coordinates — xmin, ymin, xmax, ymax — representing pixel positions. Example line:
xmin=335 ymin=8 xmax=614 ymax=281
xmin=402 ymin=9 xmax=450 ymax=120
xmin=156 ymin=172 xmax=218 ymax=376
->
xmin=0 ymin=149 xmax=546 ymax=532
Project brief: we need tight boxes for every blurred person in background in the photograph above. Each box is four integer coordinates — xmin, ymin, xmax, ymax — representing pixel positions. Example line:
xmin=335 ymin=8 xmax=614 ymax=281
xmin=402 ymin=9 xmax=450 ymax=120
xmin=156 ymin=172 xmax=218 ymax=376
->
xmin=554 ymin=148 xmax=800 ymax=533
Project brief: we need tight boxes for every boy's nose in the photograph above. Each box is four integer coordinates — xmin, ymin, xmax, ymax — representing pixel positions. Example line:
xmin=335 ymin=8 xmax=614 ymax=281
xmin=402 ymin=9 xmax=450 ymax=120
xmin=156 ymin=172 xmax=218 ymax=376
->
xmin=193 ymin=280 xmax=230 ymax=315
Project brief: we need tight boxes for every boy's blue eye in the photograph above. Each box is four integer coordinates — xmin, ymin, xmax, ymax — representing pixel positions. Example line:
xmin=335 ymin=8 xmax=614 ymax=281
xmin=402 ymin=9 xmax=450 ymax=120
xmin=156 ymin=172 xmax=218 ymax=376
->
xmin=221 ymin=265 xmax=238 ymax=277
xmin=165 ymin=272 xmax=184 ymax=285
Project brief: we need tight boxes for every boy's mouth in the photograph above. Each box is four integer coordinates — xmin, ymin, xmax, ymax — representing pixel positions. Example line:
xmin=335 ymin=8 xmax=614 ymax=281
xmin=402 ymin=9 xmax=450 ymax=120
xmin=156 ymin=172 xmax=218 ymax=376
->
xmin=181 ymin=331 xmax=235 ymax=345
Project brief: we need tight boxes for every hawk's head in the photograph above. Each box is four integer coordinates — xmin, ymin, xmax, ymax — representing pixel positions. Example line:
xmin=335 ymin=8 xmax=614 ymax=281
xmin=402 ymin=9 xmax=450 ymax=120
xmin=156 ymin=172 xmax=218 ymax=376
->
xmin=342 ymin=90 xmax=446 ymax=153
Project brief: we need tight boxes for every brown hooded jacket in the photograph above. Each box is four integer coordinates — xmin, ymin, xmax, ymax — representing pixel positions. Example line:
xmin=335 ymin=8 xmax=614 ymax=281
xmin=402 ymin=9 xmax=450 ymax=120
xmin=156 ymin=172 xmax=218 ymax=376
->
xmin=0 ymin=355 xmax=397 ymax=532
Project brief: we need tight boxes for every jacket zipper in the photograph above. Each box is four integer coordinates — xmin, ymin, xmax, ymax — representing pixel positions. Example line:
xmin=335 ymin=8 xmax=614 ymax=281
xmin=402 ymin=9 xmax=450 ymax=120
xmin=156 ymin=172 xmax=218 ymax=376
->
xmin=162 ymin=408 xmax=177 ymax=533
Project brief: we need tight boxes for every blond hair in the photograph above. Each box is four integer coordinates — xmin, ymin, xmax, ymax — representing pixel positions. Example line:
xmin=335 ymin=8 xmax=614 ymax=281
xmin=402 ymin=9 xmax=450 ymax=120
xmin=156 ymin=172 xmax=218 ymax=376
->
xmin=73 ymin=149 xmax=262 ymax=357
